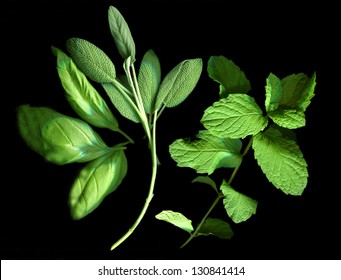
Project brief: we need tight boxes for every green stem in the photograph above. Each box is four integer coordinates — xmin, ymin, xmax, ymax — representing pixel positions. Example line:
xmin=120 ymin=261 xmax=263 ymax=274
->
xmin=180 ymin=136 xmax=254 ymax=249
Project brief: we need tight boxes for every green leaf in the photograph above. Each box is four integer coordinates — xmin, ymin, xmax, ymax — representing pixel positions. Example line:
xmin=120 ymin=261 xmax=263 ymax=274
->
xmin=102 ymin=82 xmax=140 ymax=123
xmin=69 ymin=149 xmax=128 ymax=220
xmin=191 ymin=176 xmax=218 ymax=193
xmin=155 ymin=210 xmax=194 ymax=234
xmin=220 ymin=180 xmax=258 ymax=223
xmin=108 ymin=6 xmax=136 ymax=61
xmin=169 ymin=130 xmax=242 ymax=175
xmin=138 ymin=49 xmax=161 ymax=114
xmin=201 ymin=93 xmax=268 ymax=139
xmin=252 ymin=124 xmax=308 ymax=195
xmin=51 ymin=46 xmax=120 ymax=132
xmin=66 ymin=38 xmax=116 ymax=83
xmin=197 ymin=218 xmax=234 ymax=239
xmin=17 ymin=105 xmax=111 ymax=165
xmin=207 ymin=55 xmax=251 ymax=98
xmin=155 ymin=58 xmax=203 ymax=110
xmin=265 ymin=72 xmax=316 ymax=129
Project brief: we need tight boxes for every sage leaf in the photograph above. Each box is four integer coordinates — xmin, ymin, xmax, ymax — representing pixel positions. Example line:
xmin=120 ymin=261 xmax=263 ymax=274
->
xmin=201 ymin=93 xmax=268 ymax=139
xmin=191 ymin=176 xmax=218 ymax=193
xmin=102 ymin=82 xmax=140 ymax=123
xmin=169 ymin=130 xmax=242 ymax=175
xmin=69 ymin=149 xmax=128 ymax=220
xmin=197 ymin=218 xmax=234 ymax=239
xmin=252 ymin=124 xmax=308 ymax=195
xmin=155 ymin=210 xmax=193 ymax=234
xmin=207 ymin=55 xmax=251 ymax=98
xmin=108 ymin=6 xmax=136 ymax=61
xmin=51 ymin=46 xmax=120 ymax=131
xmin=220 ymin=180 xmax=258 ymax=223
xmin=265 ymin=72 xmax=316 ymax=129
xmin=66 ymin=38 xmax=116 ymax=83
xmin=138 ymin=49 xmax=161 ymax=114
xmin=155 ymin=58 xmax=203 ymax=109
xmin=17 ymin=105 xmax=111 ymax=165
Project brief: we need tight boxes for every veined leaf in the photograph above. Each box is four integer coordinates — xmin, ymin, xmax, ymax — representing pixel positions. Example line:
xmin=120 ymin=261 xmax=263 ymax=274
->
xmin=197 ymin=218 xmax=234 ymax=239
xmin=252 ymin=124 xmax=308 ymax=195
xmin=155 ymin=58 xmax=203 ymax=109
xmin=220 ymin=180 xmax=258 ymax=223
xmin=51 ymin=46 xmax=119 ymax=132
xmin=66 ymin=38 xmax=116 ymax=83
xmin=207 ymin=55 xmax=251 ymax=98
xmin=201 ymin=93 xmax=268 ymax=139
xmin=268 ymin=108 xmax=306 ymax=129
xmin=138 ymin=49 xmax=161 ymax=114
xmin=108 ymin=6 xmax=136 ymax=61
xmin=69 ymin=149 xmax=128 ymax=220
xmin=169 ymin=130 xmax=242 ymax=175
xmin=17 ymin=105 xmax=111 ymax=165
xmin=102 ymin=82 xmax=140 ymax=123
xmin=155 ymin=210 xmax=193 ymax=234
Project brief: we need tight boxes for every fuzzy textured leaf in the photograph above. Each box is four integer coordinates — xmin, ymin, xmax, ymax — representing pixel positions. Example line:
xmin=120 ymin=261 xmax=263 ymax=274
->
xmin=207 ymin=55 xmax=251 ymax=98
xmin=155 ymin=58 xmax=202 ymax=109
xmin=155 ymin=210 xmax=193 ymax=233
xmin=51 ymin=46 xmax=119 ymax=131
xmin=66 ymin=38 xmax=116 ymax=83
xmin=202 ymin=93 xmax=268 ymax=139
xmin=17 ymin=105 xmax=111 ymax=165
xmin=169 ymin=130 xmax=242 ymax=174
xmin=197 ymin=218 xmax=234 ymax=239
xmin=220 ymin=181 xmax=258 ymax=223
xmin=69 ymin=149 xmax=128 ymax=219
xmin=252 ymin=124 xmax=308 ymax=195
xmin=108 ymin=6 xmax=136 ymax=61
xmin=138 ymin=49 xmax=161 ymax=114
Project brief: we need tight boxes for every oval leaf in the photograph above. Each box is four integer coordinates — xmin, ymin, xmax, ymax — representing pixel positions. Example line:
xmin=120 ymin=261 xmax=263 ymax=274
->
xmin=66 ymin=38 xmax=116 ymax=83
xmin=69 ymin=149 xmax=128 ymax=220
xmin=155 ymin=58 xmax=203 ymax=110
xmin=17 ymin=105 xmax=110 ymax=165
xmin=155 ymin=210 xmax=194 ymax=234
xmin=51 ymin=46 xmax=120 ymax=131
xmin=197 ymin=218 xmax=234 ymax=240
xmin=108 ymin=6 xmax=136 ymax=61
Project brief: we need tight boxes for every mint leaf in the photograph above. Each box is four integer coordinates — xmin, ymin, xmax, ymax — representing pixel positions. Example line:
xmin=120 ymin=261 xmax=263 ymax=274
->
xmin=155 ymin=210 xmax=194 ymax=234
xmin=169 ymin=130 xmax=243 ymax=174
xmin=155 ymin=58 xmax=203 ymax=110
xmin=69 ymin=149 xmax=128 ymax=219
xmin=108 ymin=6 xmax=136 ymax=61
xmin=201 ymin=93 xmax=268 ymax=139
xmin=220 ymin=180 xmax=258 ymax=223
xmin=138 ymin=49 xmax=161 ymax=114
xmin=191 ymin=176 xmax=218 ymax=193
xmin=197 ymin=217 xmax=234 ymax=239
xmin=207 ymin=55 xmax=251 ymax=98
xmin=252 ymin=124 xmax=308 ymax=195
xmin=51 ymin=46 xmax=120 ymax=132
xmin=17 ymin=105 xmax=111 ymax=165
xmin=66 ymin=38 xmax=116 ymax=83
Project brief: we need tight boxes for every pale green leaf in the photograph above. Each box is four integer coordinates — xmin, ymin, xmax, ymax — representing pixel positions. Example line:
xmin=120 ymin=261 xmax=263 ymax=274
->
xmin=155 ymin=210 xmax=193 ymax=234
xmin=252 ymin=124 xmax=308 ymax=195
xmin=66 ymin=38 xmax=116 ymax=83
xmin=155 ymin=58 xmax=203 ymax=109
xmin=108 ymin=6 xmax=136 ymax=61
xmin=201 ymin=93 xmax=268 ymax=139
xmin=268 ymin=108 xmax=306 ymax=129
xmin=102 ymin=82 xmax=140 ymax=123
xmin=69 ymin=149 xmax=128 ymax=219
xmin=17 ymin=105 xmax=111 ymax=165
xmin=191 ymin=176 xmax=218 ymax=193
xmin=197 ymin=218 xmax=234 ymax=239
xmin=138 ymin=49 xmax=161 ymax=114
xmin=169 ymin=130 xmax=242 ymax=175
xmin=220 ymin=180 xmax=258 ymax=223
xmin=207 ymin=55 xmax=251 ymax=98
xmin=51 ymin=46 xmax=119 ymax=131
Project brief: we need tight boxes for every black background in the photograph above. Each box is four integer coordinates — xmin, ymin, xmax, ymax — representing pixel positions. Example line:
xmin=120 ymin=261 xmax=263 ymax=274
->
xmin=1 ymin=0 xmax=339 ymax=260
